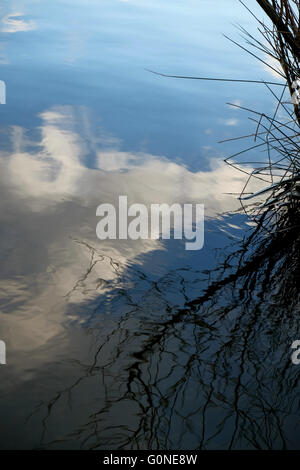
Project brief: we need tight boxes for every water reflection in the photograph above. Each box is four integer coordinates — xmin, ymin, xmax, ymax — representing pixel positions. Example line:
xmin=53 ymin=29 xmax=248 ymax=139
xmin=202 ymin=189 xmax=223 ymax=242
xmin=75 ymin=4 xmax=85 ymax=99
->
xmin=24 ymin=209 xmax=300 ymax=449
xmin=1 ymin=0 xmax=299 ymax=451
xmin=1 ymin=105 xmax=299 ymax=449
xmin=0 ymin=105 xmax=256 ymax=354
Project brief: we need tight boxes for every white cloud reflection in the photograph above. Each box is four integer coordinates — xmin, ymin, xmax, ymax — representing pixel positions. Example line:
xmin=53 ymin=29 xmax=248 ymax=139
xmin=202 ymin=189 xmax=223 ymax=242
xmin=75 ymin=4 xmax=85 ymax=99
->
xmin=0 ymin=106 xmax=265 ymax=371
xmin=3 ymin=106 xmax=262 ymax=211
xmin=1 ymin=12 xmax=35 ymax=33
xmin=263 ymin=54 xmax=284 ymax=79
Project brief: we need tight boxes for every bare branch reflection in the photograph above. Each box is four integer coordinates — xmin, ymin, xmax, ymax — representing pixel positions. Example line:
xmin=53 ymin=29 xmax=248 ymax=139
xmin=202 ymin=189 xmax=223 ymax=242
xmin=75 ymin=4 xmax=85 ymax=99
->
xmin=26 ymin=203 xmax=300 ymax=450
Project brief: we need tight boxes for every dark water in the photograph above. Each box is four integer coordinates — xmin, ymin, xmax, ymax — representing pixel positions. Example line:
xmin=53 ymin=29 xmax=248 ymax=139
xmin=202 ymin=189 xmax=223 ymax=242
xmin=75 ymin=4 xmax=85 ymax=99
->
xmin=0 ymin=0 xmax=299 ymax=450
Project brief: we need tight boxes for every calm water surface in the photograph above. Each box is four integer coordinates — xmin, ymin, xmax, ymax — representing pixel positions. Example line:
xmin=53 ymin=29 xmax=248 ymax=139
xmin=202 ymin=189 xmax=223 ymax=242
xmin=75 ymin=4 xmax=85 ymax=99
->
xmin=0 ymin=0 xmax=299 ymax=450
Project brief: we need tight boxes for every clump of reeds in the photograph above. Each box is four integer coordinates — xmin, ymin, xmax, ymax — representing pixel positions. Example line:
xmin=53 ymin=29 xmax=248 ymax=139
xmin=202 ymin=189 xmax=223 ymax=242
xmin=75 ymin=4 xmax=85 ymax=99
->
xmin=222 ymin=0 xmax=300 ymax=233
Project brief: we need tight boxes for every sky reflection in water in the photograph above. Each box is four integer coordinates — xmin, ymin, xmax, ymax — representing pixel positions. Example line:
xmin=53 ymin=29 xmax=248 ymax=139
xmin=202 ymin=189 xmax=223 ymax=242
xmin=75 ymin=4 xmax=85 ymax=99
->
xmin=0 ymin=0 xmax=298 ymax=450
